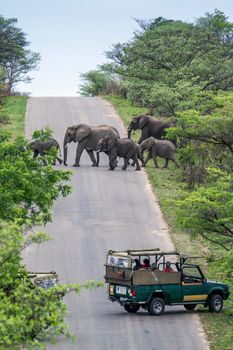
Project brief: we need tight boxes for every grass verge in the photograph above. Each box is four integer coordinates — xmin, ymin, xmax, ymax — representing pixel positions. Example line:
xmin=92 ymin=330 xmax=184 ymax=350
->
xmin=1 ymin=96 xmax=27 ymax=136
xmin=105 ymin=94 xmax=233 ymax=350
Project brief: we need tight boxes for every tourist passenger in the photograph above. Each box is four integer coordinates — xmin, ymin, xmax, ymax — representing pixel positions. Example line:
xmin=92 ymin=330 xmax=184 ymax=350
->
xmin=163 ymin=261 xmax=174 ymax=272
xmin=142 ymin=258 xmax=150 ymax=269
xmin=133 ymin=258 xmax=141 ymax=270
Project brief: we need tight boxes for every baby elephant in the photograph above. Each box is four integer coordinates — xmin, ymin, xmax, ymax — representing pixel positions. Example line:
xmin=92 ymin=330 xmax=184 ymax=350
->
xmin=97 ymin=136 xmax=141 ymax=171
xmin=140 ymin=137 xmax=179 ymax=168
xmin=29 ymin=138 xmax=62 ymax=165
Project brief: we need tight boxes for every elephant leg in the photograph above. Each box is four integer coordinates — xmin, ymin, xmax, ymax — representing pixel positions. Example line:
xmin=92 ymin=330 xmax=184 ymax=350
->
xmin=163 ymin=159 xmax=169 ymax=168
xmin=33 ymin=150 xmax=39 ymax=158
xmin=96 ymin=152 xmax=100 ymax=166
xmin=86 ymin=150 xmax=97 ymax=166
xmin=142 ymin=153 xmax=152 ymax=167
xmin=122 ymin=157 xmax=130 ymax=170
xmin=132 ymin=155 xmax=141 ymax=171
xmin=137 ymin=128 xmax=149 ymax=144
xmin=137 ymin=152 xmax=144 ymax=165
xmin=153 ymin=156 xmax=159 ymax=168
xmin=109 ymin=155 xmax=117 ymax=170
xmin=57 ymin=156 xmax=63 ymax=164
xmin=74 ymin=143 xmax=85 ymax=167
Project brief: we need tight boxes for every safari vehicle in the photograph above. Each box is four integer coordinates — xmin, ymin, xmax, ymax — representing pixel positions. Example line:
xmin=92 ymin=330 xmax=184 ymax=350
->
xmin=104 ymin=249 xmax=230 ymax=316
xmin=29 ymin=271 xmax=58 ymax=288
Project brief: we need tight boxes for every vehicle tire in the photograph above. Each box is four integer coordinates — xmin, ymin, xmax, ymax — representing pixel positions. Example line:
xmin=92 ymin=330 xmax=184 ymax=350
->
xmin=209 ymin=294 xmax=223 ymax=313
xmin=148 ymin=297 xmax=165 ymax=316
xmin=184 ymin=304 xmax=196 ymax=311
xmin=124 ymin=304 xmax=140 ymax=313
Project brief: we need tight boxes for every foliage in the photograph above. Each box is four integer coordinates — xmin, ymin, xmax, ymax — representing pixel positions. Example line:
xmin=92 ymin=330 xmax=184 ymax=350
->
xmin=0 ymin=130 xmax=71 ymax=225
xmin=0 ymin=15 xmax=40 ymax=93
xmin=32 ymin=126 xmax=54 ymax=141
xmin=104 ymin=10 xmax=233 ymax=116
xmin=79 ymin=68 xmax=123 ymax=96
xmin=0 ymin=65 xmax=6 ymax=97
xmin=104 ymin=94 xmax=148 ymax=125
xmin=176 ymin=169 xmax=233 ymax=251
xmin=0 ymin=220 xmax=103 ymax=349
xmin=164 ymin=92 xmax=233 ymax=188
xmin=168 ymin=98 xmax=233 ymax=154
xmin=0 ymin=125 xmax=72 ymax=348
xmin=0 ymin=107 xmax=10 ymax=125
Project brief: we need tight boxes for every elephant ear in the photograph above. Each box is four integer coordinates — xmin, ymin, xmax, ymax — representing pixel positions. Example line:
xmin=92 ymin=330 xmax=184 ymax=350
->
xmin=75 ymin=124 xmax=91 ymax=142
xmin=107 ymin=136 xmax=117 ymax=151
xmin=147 ymin=137 xmax=155 ymax=150
xmin=138 ymin=115 xmax=149 ymax=129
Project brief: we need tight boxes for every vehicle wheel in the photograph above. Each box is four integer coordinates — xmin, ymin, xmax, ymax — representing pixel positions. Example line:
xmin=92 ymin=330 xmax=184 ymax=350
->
xmin=124 ymin=304 xmax=140 ymax=313
xmin=209 ymin=294 xmax=223 ymax=313
xmin=184 ymin=304 xmax=196 ymax=311
xmin=148 ymin=297 xmax=165 ymax=316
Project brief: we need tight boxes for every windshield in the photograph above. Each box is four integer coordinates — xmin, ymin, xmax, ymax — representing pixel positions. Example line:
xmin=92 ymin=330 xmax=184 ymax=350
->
xmin=107 ymin=255 xmax=130 ymax=268
xmin=182 ymin=266 xmax=203 ymax=279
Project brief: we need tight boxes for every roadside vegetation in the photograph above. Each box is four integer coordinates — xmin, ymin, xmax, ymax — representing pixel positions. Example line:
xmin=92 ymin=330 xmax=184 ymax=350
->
xmin=0 ymin=15 xmax=102 ymax=349
xmin=80 ymin=10 xmax=233 ymax=349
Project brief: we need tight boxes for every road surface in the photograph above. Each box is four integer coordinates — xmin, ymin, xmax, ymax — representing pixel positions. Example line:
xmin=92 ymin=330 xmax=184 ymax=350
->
xmin=24 ymin=97 xmax=208 ymax=350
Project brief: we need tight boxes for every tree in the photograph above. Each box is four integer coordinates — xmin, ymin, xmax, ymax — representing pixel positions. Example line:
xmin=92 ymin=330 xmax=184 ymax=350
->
xmin=176 ymin=169 xmax=233 ymax=251
xmin=104 ymin=10 xmax=233 ymax=116
xmin=0 ymin=129 xmax=71 ymax=224
xmin=79 ymin=68 xmax=122 ymax=96
xmin=0 ymin=15 xmax=40 ymax=93
xmin=0 ymin=221 xmax=102 ymax=349
xmin=158 ymin=91 xmax=233 ymax=190
xmin=0 ymin=65 xmax=7 ymax=97
xmin=0 ymin=129 xmax=103 ymax=349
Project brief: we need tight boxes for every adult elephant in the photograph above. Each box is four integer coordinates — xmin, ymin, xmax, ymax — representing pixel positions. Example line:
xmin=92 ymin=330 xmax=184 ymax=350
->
xmin=128 ymin=114 xmax=173 ymax=144
xmin=63 ymin=124 xmax=120 ymax=166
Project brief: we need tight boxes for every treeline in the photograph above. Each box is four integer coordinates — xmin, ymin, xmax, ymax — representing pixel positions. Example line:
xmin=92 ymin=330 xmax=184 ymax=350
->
xmin=80 ymin=10 xmax=233 ymax=259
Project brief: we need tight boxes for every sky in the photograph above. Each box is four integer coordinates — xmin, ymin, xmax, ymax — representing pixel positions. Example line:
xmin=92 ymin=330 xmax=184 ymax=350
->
xmin=1 ymin=0 xmax=233 ymax=96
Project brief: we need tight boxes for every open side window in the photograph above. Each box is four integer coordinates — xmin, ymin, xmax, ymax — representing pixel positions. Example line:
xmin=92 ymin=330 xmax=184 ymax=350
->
xmin=182 ymin=265 xmax=205 ymax=284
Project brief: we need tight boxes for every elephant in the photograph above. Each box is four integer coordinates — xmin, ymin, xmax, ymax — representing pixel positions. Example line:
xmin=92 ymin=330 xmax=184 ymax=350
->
xmin=128 ymin=114 xmax=173 ymax=144
xmin=139 ymin=137 xmax=179 ymax=169
xmin=96 ymin=136 xmax=141 ymax=171
xmin=29 ymin=138 xmax=62 ymax=164
xmin=63 ymin=124 xmax=120 ymax=167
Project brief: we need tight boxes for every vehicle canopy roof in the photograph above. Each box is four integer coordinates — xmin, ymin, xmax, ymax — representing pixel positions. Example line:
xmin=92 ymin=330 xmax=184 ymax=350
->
xmin=106 ymin=249 xmax=199 ymax=265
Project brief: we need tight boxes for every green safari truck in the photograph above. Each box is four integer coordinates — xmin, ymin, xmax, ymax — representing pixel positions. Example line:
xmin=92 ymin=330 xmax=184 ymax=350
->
xmin=104 ymin=249 xmax=230 ymax=316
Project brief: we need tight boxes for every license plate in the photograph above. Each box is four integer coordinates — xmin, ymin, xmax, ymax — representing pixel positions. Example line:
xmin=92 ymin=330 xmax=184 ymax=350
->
xmin=116 ymin=286 xmax=127 ymax=295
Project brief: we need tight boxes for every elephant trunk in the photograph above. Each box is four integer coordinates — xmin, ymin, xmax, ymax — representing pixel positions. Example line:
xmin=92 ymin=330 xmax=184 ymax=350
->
xmin=63 ymin=134 xmax=69 ymax=166
xmin=127 ymin=127 xmax=132 ymax=139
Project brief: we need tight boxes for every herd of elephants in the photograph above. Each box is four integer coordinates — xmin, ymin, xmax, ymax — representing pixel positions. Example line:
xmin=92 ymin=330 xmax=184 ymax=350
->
xmin=29 ymin=114 xmax=179 ymax=171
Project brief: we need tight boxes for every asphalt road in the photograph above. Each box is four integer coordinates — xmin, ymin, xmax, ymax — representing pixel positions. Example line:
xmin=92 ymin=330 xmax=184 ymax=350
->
xmin=24 ymin=97 xmax=208 ymax=350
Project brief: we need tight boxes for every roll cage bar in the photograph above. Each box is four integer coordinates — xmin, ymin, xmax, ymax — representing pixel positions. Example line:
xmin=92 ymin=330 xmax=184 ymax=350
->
xmin=106 ymin=249 xmax=201 ymax=268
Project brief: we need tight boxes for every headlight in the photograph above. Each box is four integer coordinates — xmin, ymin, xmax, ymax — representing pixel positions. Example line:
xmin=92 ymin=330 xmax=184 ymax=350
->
xmin=109 ymin=285 xmax=114 ymax=295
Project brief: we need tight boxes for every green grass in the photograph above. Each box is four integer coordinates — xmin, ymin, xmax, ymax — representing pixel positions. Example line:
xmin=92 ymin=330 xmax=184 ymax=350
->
xmin=1 ymin=96 xmax=27 ymax=136
xmin=105 ymin=94 xmax=233 ymax=350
